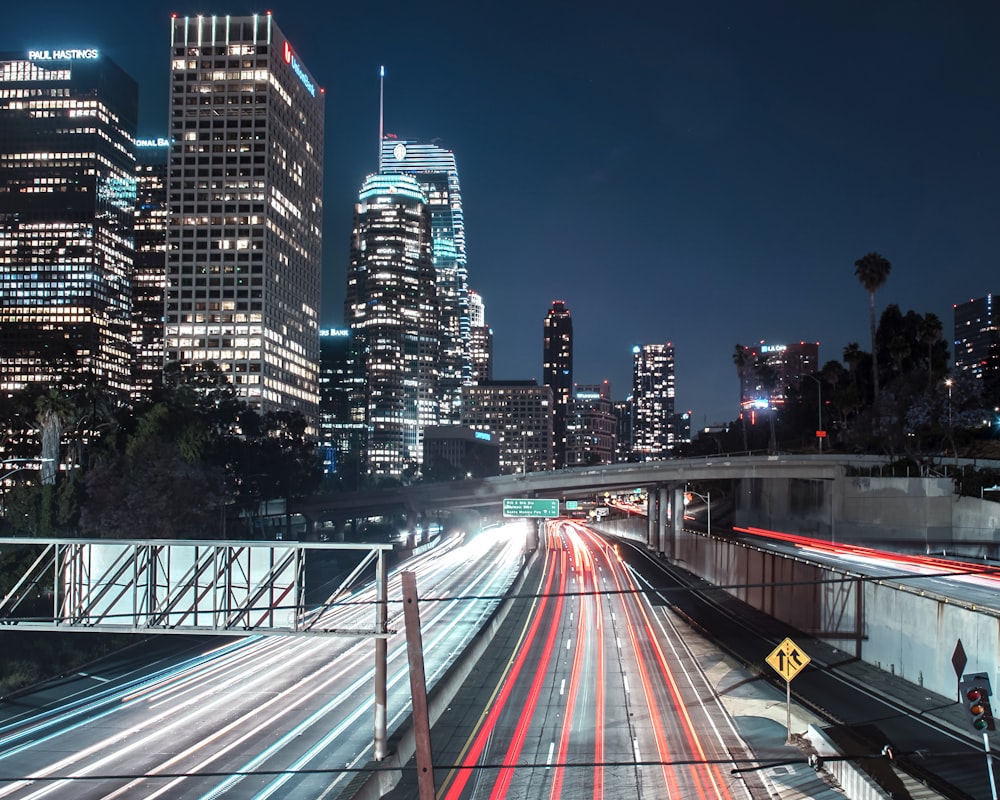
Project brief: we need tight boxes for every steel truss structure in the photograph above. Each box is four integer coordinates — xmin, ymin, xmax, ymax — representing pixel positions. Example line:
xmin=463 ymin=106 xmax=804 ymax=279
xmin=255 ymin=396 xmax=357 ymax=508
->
xmin=0 ymin=538 xmax=392 ymax=637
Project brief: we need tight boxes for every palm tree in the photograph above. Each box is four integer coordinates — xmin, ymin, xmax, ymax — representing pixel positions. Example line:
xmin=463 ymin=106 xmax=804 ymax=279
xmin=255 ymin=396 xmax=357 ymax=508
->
xmin=842 ymin=342 xmax=863 ymax=388
xmin=918 ymin=312 xmax=943 ymax=389
xmin=732 ymin=344 xmax=749 ymax=451
xmin=854 ymin=252 xmax=892 ymax=403
xmin=35 ymin=387 xmax=74 ymax=485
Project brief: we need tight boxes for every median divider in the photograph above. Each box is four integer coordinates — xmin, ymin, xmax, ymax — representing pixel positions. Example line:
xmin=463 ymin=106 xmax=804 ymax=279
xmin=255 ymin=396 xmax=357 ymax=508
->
xmin=340 ymin=543 xmax=541 ymax=799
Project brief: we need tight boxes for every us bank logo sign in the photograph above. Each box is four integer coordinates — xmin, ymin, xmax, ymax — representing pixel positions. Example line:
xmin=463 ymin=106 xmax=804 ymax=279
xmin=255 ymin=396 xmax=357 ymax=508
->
xmin=282 ymin=41 xmax=315 ymax=97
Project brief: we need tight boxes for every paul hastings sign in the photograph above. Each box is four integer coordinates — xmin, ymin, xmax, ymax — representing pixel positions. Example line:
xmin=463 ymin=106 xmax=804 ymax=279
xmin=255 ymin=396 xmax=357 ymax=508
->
xmin=28 ymin=49 xmax=100 ymax=61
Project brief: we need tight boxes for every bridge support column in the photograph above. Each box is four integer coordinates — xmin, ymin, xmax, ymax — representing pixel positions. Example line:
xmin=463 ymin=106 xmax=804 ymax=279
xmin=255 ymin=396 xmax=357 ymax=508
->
xmin=658 ymin=484 xmax=670 ymax=556
xmin=669 ymin=483 xmax=685 ymax=560
xmin=647 ymin=486 xmax=658 ymax=550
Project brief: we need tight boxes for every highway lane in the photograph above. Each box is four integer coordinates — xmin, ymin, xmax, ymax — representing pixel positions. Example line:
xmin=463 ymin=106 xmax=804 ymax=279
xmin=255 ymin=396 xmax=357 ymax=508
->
xmin=436 ymin=519 xmax=766 ymax=800
xmin=732 ymin=525 xmax=1000 ymax=611
xmin=0 ymin=524 xmax=529 ymax=799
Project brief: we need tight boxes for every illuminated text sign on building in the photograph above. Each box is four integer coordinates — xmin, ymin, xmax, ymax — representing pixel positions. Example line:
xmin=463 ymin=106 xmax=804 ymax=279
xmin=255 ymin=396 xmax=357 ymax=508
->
xmin=320 ymin=328 xmax=349 ymax=337
xmin=761 ymin=344 xmax=787 ymax=353
xmin=474 ymin=431 xmax=492 ymax=442
xmin=28 ymin=48 xmax=99 ymax=61
xmin=136 ymin=137 xmax=171 ymax=148
xmin=282 ymin=42 xmax=315 ymax=98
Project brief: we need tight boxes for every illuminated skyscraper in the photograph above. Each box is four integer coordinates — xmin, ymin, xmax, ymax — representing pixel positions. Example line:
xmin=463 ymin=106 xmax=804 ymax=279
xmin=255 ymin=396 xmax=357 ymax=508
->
xmin=954 ymin=295 xmax=1000 ymax=381
xmin=0 ymin=48 xmax=137 ymax=394
xmin=566 ymin=382 xmax=616 ymax=466
xmin=380 ymin=137 xmax=470 ymax=423
xmin=318 ymin=327 xmax=364 ymax=483
xmin=132 ymin=138 xmax=170 ymax=400
xmin=543 ymin=301 xmax=573 ymax=467
xmin=631 ymin=343 xmax=675 ymax=459
xmin=461 ymin=381 xmax=553 ymax=474
xmin=345 ymin=173 xmax=439 ymax=478
xmin=468 ymin=289 xmax=492 ymax=383
xmin=164 ymin=14 xmax=324 ymax=421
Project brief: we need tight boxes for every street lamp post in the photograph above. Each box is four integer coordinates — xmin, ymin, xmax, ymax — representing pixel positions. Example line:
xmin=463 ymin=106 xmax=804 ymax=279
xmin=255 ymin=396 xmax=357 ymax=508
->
xmin=804 ymin=374 xmax=823 ymax=453
xmin=945 ymin=378 xmax=955 ymax=461
xmin=686 ymin=488 xmax=711 ymax=537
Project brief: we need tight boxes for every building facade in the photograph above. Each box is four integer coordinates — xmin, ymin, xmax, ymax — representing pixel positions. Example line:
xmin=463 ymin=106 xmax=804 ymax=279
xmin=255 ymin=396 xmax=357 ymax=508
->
xmin=631 ymin=343 xmax=675 ymax=459
xmin=318 ymin=327 xmax=364 ymax=483
xmin=461 ymin=380 xmax=553 ymax=474
xmin=345 ymin=173 xmax=439 ymax=478
xmin=566 ymin=382 xmax=617 ymax=467
xmin=737 ymin=341 xmax=819 ymax=415
xmin=164 ymin=14 xmax=324 ymax=420
xmin=469 ymin=289 xmax=492 ymax=384
xmin=954 ymin=295 xmax=1000 ymax=382
xmin=0 ymin=48 xmax=137 ymax=395
xmin=132 ymin=138 xmax=170 ymax=401
xmin=422 ymin=425 xmax=499 ymax=480
xmin=380 ymin=137 xmax=470 ymax=424
xmin=543 ymin=301 xmax=573 ymax=468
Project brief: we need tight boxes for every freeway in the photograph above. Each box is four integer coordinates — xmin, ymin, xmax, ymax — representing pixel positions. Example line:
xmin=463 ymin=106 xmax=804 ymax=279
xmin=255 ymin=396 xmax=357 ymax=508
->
xmin=0 ymin=524 xmax=528 ymax=799
xmin=733 ymin=524 xmax=1000 ymax=611
xmin=431 ymin=519 xmax=769 ymax=800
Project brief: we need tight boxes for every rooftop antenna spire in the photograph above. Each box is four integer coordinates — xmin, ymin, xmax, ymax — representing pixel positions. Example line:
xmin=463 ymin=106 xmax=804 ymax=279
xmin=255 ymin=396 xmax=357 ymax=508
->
xmin=378 ymin=65 xmax=385 ymax=171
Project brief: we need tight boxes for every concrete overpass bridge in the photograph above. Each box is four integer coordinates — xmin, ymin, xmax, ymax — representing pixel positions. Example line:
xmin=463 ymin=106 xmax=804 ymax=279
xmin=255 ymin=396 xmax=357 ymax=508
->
xmin=292 ymin=453 xmax=886 ymax=532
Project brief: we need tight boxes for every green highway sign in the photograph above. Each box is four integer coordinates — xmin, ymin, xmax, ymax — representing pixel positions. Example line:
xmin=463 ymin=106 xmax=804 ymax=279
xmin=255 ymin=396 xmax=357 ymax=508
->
xmin=503 ymin=498 xmax=560 ymax=518
xmin=565 ymin=500 xmax=579 ymax=510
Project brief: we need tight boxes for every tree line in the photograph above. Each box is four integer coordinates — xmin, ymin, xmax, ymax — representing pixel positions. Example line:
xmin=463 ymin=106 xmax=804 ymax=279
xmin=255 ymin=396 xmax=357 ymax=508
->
xmin=685 ymin=252 xmax=1000 ymax=459
xmin=0 ymin=361 xmax=322 ymax=539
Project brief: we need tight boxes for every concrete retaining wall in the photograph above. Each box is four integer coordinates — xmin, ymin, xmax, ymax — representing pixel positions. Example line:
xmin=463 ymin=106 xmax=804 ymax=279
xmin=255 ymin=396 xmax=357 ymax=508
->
xmin=592 ymin=515 xmax=1000 ymax=701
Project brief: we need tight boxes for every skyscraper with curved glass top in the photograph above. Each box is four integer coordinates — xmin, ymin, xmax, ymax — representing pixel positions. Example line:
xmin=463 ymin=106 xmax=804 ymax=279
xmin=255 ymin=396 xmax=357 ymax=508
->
xmin=379 ymin=138 xmax=469 ymax=425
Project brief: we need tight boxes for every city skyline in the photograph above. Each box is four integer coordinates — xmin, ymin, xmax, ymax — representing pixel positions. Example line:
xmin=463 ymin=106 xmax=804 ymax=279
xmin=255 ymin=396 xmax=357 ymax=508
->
xmin=5 ymin=2 xmax=1000 ymax=426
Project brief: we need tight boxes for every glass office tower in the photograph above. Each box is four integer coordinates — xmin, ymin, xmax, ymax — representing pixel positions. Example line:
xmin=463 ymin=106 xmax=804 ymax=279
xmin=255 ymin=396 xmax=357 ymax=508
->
xmin=631 ymin=343 xmax=675 ymax=459
xmin=0 ymin=49 xmax=137 ymax=395
xmin=165 ymin=14 xmax=324 ymax=421
xmin=380 ymin=138 xmax=470 ymax=424
xmin=543 ymin=300 xmax=573 ymax=468
xmin=132 ymin=138 xmax=170 ymax=401
xmin=345 ymin=173 xmax=439 ymax=478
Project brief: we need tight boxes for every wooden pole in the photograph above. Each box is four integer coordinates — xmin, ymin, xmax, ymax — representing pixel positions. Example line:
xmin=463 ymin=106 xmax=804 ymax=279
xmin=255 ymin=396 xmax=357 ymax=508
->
xmin=402 ymin=570 xmax=435 ymax=800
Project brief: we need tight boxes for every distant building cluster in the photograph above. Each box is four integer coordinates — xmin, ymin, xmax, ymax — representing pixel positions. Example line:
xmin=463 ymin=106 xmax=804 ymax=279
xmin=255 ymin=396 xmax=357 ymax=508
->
xmin=2 ymin=17 xmax=998 ymax=483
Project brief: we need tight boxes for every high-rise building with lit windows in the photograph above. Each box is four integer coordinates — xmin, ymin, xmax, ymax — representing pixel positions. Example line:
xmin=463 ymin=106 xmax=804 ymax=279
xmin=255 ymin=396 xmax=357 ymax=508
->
xmin=132 ymin=138 xmax=170 ymax=401
xmin=469 ymin=289 xmax=492 ymax=383
xmin=954 ymin=295 xmax=1000 ymax=381
xmin=566 ymin=382 xmax=616 ymax=466
xmin=631 ymin=343 xmax=675 ymax=459
xmin=380 ymin=137 xmax=470 ymax=424
xmin=0 ymin=48 xmax=137 ymax=395
xmin=543 ymin=301 xmax=573 ymax=467
xmin=164 ymin=14 xmax=324 ymax=421
xmin=345 ymin=172 xmax=439 ymax=478
xmin=461 ymin=380 xmax=553 ymax=474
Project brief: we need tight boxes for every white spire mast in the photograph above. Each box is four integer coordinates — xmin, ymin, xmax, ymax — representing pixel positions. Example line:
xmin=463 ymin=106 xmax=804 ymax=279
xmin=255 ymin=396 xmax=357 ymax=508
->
xmin=378 ymin=65 xmax=385 ymax=171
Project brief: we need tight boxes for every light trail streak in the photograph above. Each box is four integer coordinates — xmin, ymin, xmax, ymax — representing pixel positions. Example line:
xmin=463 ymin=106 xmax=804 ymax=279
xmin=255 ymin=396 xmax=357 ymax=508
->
xmin=439 ymin=535 xmax=561 ymax=800
xmin=489 ymin=544 xmax=567 ymax=799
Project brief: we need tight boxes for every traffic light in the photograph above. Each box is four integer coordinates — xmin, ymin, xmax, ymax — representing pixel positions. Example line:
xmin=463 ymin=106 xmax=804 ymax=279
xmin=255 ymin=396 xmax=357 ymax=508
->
xmin=960 ymin=673 xmax=996 ymax=732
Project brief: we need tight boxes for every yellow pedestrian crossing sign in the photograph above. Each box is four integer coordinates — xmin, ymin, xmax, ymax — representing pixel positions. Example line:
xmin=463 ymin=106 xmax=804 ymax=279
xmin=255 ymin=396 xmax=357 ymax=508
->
xmin=766 ymin=637 xmax=811 ymax=681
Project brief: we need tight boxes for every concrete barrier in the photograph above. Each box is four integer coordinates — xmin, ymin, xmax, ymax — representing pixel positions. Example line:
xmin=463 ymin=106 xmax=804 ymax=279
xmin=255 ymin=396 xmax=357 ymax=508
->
xmin=340 ymin=545 xmax=540 ymax=799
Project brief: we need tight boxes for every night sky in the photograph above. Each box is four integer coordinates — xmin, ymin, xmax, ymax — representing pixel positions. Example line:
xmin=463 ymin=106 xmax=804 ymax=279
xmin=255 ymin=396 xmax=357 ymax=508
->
xmin=6 ymin=2 xmax=1000 ymax=426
